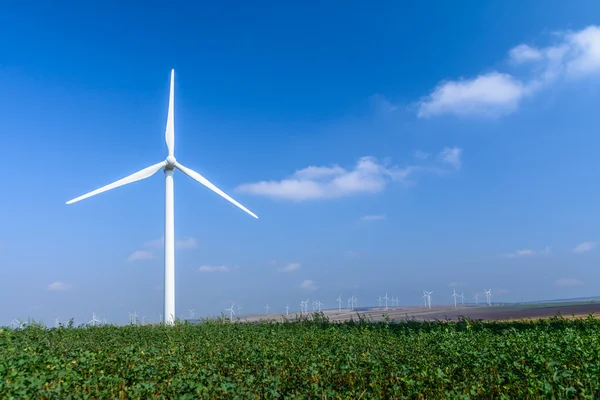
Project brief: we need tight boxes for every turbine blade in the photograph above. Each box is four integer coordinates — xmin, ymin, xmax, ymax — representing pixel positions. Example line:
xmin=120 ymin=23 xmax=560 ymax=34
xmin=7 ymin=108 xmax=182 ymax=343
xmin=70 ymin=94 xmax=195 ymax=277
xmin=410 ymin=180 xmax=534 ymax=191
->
xmin=66 ymin=161 xmax=166 ymax=204
xmin=175 ymin=162 xmax=258 ymax=219
xmin=166 ymin=69 xmax=175 ymax=156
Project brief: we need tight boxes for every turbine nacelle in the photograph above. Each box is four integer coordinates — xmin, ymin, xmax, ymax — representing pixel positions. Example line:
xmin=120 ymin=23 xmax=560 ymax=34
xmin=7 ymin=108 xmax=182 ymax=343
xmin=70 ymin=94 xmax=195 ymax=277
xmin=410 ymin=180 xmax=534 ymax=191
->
xmin=165 ymin=156 xmax=177 ymax=169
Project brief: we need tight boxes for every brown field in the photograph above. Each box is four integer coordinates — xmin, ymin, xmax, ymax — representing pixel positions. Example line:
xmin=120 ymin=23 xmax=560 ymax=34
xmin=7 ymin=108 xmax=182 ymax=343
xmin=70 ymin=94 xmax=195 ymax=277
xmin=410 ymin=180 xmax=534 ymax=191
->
xmin=240 ymin=301 xmax=600 ymax=323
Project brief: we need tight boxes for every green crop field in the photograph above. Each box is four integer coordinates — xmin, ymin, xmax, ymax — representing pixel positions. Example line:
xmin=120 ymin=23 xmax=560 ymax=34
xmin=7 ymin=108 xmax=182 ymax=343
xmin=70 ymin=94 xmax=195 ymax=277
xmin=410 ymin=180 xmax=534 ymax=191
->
xmin=1 ymin=314 xmax=600 ymax=399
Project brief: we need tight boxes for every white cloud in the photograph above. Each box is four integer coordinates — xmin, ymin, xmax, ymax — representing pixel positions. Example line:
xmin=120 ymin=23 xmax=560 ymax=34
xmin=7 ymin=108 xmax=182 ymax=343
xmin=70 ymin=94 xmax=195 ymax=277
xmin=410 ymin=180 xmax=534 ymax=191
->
xmin=438 ymin=147 xmax=462 ymax=169
xmin=540 ymin=246 xmax=552 ymax=255
xmin=414 ymin=150 xmax=431 ymax=160
xmin=144 ymin=236 xmax=198 ymax=249
xmin=509 ymin=44 xmax=543 ymax=64
xmin=418 ymin=72 xmax=528 ymax=118
xmin=198 ymin=265 xmax=233 ymax=273
xmin=360 ymin=215 xmax=386 ymax=221
xmin=278 ymin=263 xmax=301 ymax=272
xmin=236 ymin=150 xmax=461 ymax=201
xmin=127 ymin=250 xmax=154 ymax=262
xmin=48 ymin=281 xmax=72 ymax=291
xmin=504 ymin=245 xmax=551 ymax=258
xmin=555 ymin=278 xmax=584 ymax=287
xmin=300 ymin=280 xmax=318 ymax=291
xmin=418 ymin=25 xmax=600 ymax=118
xmin=345 ymin=250 xmax=359 ymax=258
xmin=573 ymin=241 xmax=596 ymax=254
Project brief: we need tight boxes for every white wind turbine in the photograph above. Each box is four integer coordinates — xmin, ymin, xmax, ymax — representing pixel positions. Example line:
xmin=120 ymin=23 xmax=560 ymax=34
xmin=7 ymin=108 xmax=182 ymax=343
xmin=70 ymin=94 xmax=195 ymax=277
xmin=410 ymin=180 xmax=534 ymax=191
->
xmin=237 ymin=304 xmax=242 ymax=314
xmin=285 ymin=304 xmax=289 ymax=316
xmin=89 ymin=312 xmax=101 ymax=326
xmin=422 ymin=291 xmax=428 ymax=307
xmin=336 ymin=295 xmax=343 ymax=312
xmin=188 ymin=309 xmax=195 ymax=320
xmin=54 ymin=317 xmax=60 ymax=328
xmin=460 ymin=292 xmax=465 ymax=306
xmin=485 ymin=289 xmax=492 ymax=306
xmin=425 ymin=291 xmax=433 ymax=309
xmin=378 ymin=296 xmax=383 ymax=308
xmin=65 ymin=70 xmax=258 ymax=325
xmin=452 ymin=289 xmax=459 ymax=308
xmin=265 ymin=304 xmax=270 ymax=314
xmin=226 ymin=304 xmax=235 ymax=320
xmin=383 ymin=292 xmax=389 ymax=310
xmin=474 ymin=293 xmax=479 ymax=305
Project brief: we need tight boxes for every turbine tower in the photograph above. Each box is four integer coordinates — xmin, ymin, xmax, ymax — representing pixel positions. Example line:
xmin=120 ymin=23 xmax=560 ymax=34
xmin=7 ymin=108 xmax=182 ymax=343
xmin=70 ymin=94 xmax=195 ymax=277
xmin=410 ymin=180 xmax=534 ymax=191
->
xmin=336 ymin=295 xmax=342 ymax=312
xmin=383 ymin=292 xmax=389 ymax=310
xmin=474 ymin=293 xmax=479 ymax=305
xmin=452 ymin=288 xmax=459 ymax=308
xmin=65 ymin=70 xmax=258 ymax=325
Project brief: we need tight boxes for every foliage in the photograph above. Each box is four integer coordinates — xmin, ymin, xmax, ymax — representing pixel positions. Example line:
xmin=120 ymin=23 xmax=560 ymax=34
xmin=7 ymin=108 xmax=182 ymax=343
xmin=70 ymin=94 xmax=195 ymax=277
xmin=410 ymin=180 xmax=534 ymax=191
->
xmin=1 ymin=313 xmax=600 ymax=398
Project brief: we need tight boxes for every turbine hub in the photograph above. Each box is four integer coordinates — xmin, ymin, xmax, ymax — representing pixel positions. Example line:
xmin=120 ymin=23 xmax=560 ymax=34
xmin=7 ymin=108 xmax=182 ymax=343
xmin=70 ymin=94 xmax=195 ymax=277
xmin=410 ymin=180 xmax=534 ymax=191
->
xmin=166 ymin=156 xmax=177 ymax=168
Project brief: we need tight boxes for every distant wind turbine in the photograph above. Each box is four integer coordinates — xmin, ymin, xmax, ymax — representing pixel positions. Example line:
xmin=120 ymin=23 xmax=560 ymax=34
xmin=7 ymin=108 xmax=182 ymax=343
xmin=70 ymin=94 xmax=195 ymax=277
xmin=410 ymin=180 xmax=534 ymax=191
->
xmin=226 ymin=303 xmax=235 ymax=320
xmin=285 ymin=304 xmax=289 ymax=316
xmin=474 ymin=293 xmax=479 ymax=305
xmin=65 ymin=70 xmax=258 ymax=325
xmin=88 ymin=312 xmax=101 ymax=327
xmin=188 ymin=309 xmax=195 ymax=320
xmin=336 ymin=295 xmax=343 ymax=312
xmin=485 ymin=289 xmax=492 ymax=306
xmin=383 ymin=292 xmax=389 ymax=310
xmin=378 ymin=296 xmax=383 ymax=308
xmin=265 ymin=304 xmax=270 ymax=314
xmin=424 ymin=291 xmax=433 ymax=309
xmin=452 ymin=289 xmax=459 ymax=308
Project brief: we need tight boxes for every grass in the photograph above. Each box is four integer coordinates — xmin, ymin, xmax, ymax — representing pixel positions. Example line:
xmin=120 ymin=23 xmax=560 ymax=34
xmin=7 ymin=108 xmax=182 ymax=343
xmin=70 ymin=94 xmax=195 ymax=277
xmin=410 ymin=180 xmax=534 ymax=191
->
xmin=1 ymin=313 xmax=599 ymax=399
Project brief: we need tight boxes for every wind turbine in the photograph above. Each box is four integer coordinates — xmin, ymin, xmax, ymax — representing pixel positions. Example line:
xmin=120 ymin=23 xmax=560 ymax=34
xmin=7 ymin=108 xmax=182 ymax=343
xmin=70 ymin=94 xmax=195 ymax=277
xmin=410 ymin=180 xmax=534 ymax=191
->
xmin=54 ymin=317 xmax=60 ymax=328
xmin=336 ymin=295 xmax=342 ymax=312
xmin=265 ymin=304 xmax=270 ymax=314
xmin=226 ymin=304 xmax=235 ymax=320
xmin=474 ymin=293 xmax=479 ymax=305
xmin=383 ymin=292 xmax=389 ymax=310
xmin=452 ymin=289 xmax=459 ymax=308
xmin=188 ymin=309 xmax=195 ymax=320
xmin=89 ymin=312 xmax=100 ymax=326
xmin=460 ymin=292 xmax=465 ymax=306
xmin=65 ymin=70 xmax=258 ymax=325
xmin=425 ymin=291 xmax=433 ymax=309
xmin=285 ymin=304 xmax=289 ymax=316
xmin=237 ymin=304 xmax=242 ymax=314
xmin=485 ymin=289 xmax=492 ymax=306
xmin=422 ymin=291 xmax=428 ymax=307
xmin=378 ymin=296 xmax=383 ymax=308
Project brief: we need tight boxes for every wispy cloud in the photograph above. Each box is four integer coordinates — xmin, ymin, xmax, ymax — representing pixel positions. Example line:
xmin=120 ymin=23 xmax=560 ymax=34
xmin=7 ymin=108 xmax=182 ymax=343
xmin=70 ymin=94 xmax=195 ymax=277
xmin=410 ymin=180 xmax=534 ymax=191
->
xmin=555 ymin=278 xmax=584 ymax=287
xmin=127 ymin=250 xmax=154 ymax=262
xmin=300 ymin=280 xmax=318 ymax=291
xmin=236 ymin=148 xmax=461 ymax=201
xmin=144 ymin=236 xmax=198 ymax=249
xmin=573 ymin=241 xmax=596 ymax=254
xmin=417 ymin=25 xmax=600 ymax=118
xmin=128 ymin=237 xmax=198 ymax=262
xmin=48 ymin=281 xmax=72 ymax=291
xmin=504 ymin=246 xmax=551 ymax=258
xmin=278 ymin=263 xmax=301 ymax=272
xmin=413 ymin=150 xmax=430 ymax=160
xmin=438 ymin=147 xmax=463 ymax=170
xmin=360 ymin=214 xmax=386 ymax=221
xmin=198 ymin=265 xmax=234 ymax=273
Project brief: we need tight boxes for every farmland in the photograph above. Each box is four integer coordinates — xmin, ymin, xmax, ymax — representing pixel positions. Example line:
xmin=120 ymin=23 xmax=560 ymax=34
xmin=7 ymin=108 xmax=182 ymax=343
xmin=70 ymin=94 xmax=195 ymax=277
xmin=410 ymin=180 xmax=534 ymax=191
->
xmin=2 ymin=314 xmax=600 ymax=398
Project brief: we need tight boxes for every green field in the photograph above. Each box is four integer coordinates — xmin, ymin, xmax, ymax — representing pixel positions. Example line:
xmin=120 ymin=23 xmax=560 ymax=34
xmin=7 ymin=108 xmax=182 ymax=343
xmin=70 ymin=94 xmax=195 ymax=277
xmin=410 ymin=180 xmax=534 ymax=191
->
xmin=1 ymin=314 xmax=600 ymax=399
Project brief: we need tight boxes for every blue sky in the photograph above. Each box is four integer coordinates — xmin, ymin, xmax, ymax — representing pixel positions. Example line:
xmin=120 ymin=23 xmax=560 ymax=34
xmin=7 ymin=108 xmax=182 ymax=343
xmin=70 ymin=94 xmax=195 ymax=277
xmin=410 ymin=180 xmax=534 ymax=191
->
xmin=2 ymin=1 xmax=600 ymax=325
